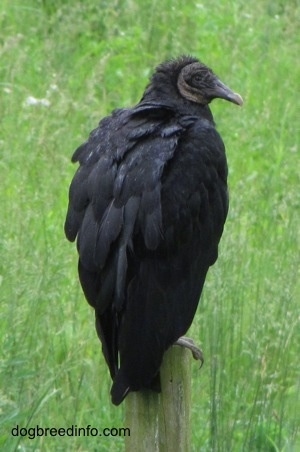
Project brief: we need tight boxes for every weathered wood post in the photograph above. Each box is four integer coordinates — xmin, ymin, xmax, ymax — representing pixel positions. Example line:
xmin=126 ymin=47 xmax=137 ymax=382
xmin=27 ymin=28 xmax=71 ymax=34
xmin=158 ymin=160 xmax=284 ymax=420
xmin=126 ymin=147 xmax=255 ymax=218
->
xmin=125 ymin=345 xmax=192 ymax=452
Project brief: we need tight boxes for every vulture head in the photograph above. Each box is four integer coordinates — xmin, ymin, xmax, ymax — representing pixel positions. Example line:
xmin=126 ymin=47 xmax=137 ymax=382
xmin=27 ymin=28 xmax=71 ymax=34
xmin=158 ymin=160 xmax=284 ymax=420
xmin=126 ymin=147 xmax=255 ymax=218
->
xmin=143 ymin=55 xmax=243 ymax=108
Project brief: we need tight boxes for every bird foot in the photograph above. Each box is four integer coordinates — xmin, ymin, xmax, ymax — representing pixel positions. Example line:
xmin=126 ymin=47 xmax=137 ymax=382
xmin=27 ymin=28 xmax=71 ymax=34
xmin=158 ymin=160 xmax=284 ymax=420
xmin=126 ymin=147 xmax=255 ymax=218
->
xmin=174 ymin=336 xmax=204 ymax=367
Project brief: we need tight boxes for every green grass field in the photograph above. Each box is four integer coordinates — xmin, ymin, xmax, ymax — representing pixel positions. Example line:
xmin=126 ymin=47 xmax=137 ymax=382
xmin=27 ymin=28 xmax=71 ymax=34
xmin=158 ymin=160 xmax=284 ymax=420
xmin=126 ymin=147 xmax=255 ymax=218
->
xmin=1 ymin=0 xmax=299 ymax=450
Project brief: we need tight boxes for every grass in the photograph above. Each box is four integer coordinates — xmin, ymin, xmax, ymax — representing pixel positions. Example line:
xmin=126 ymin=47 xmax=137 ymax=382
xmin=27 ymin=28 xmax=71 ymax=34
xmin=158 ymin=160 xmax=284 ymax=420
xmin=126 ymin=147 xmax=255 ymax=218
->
xmin=1 ymin=0 xmax=299 ymax=450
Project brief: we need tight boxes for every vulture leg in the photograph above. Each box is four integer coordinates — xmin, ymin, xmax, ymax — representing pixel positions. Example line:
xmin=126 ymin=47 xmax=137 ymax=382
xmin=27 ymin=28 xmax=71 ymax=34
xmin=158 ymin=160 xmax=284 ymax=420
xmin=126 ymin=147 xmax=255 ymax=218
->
xmin=174 ymin=336 xmax=204 ymax=366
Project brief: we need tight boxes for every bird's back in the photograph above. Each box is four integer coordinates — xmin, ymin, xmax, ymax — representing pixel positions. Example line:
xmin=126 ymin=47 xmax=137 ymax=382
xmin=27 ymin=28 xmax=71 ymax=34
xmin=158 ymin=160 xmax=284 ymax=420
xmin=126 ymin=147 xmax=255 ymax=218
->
xmin=65 ymin=103 xmax=228 ymax=404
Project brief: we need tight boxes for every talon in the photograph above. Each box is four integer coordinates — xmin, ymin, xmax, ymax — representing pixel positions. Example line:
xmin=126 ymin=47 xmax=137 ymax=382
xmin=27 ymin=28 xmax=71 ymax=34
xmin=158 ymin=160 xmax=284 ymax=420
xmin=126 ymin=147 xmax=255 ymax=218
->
xmin=174 ymin=336 xmax=204 ymax=367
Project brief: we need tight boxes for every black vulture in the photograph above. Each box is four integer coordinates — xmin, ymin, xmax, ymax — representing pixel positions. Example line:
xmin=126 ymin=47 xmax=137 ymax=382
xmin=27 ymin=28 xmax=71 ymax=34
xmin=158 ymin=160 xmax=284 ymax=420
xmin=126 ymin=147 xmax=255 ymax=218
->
xmin=64 ymin=55 xmax=243 ymax=405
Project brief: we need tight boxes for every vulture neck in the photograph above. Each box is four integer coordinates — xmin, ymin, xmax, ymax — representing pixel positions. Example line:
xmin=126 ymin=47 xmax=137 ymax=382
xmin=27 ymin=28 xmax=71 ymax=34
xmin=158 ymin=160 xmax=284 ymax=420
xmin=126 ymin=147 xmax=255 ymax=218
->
xmin=140 ymin=84 xmax=215 ymax=122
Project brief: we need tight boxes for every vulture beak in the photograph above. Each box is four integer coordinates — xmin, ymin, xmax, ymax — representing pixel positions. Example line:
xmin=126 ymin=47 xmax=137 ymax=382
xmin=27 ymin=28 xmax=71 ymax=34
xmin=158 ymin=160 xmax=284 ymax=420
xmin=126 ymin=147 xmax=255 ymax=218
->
xmin=211 ymin=78 xmax=244 ymax=106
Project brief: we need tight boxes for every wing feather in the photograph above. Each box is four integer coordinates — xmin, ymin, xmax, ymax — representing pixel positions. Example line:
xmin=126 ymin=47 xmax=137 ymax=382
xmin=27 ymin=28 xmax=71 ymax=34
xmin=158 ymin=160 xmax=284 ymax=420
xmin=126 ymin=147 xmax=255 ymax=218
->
xmin=65 ymin=103 xmax=229 ymax=400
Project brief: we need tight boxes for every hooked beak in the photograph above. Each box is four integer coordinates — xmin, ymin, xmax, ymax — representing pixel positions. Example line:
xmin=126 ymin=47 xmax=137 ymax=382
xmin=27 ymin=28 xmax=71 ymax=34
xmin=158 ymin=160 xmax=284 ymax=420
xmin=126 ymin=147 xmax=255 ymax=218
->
xmin=210 ymin=78 xmax=243 ymax=106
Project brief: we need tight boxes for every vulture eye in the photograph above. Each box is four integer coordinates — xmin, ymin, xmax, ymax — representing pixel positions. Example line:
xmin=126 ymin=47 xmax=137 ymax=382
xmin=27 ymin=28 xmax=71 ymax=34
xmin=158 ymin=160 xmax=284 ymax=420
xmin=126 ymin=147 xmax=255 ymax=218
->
xmin=192 ymin=74 xmax=202 ymax=83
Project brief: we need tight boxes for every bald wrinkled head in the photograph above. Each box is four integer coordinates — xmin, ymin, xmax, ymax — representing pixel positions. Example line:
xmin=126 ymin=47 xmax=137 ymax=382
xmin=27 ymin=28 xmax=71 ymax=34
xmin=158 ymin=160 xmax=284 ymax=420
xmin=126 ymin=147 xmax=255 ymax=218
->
xmin=177 ymin=61 xmax=243 ymax=106
xmin=144 ymin=55 xmax=243 ymax=107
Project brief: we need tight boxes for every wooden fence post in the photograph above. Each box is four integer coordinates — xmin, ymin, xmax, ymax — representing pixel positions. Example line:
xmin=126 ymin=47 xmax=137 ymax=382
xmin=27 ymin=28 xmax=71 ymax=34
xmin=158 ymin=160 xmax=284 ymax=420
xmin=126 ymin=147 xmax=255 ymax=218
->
xmin=125 ymin=345 xmax=192 ymax=452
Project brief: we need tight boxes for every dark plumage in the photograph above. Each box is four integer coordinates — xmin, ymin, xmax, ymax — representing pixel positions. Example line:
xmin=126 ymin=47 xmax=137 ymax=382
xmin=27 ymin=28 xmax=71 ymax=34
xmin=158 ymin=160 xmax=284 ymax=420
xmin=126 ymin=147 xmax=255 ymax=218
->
xmin=64 ymin=55 xmax=243 ymax=405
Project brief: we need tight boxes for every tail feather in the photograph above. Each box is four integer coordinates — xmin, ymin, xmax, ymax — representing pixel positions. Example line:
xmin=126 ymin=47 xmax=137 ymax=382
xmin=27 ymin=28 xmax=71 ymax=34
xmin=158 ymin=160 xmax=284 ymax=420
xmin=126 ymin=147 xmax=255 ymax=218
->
xmin=111 ymin=369 xmax=161 ymax=405
xmin=111 ymin=369 xmax=131 ymax=406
